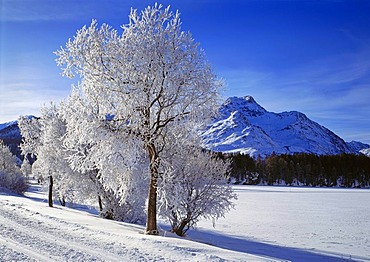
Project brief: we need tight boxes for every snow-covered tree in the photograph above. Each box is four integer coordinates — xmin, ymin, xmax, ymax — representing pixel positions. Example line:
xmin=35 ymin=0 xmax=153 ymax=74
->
xmin=20 ymin=158 xmax=32 ymax=179
xmin=18 ymin=116 xmax=41 ymax=160
xmin=0 ymin=141 xmax=28 ymax=194
xmin=19 ymin=96 xmax=147 ymax=222
xmin=39 ymin=104 xmax=73 ymax=206
xmin=55 ymin=4 xmax=222 ymax=234
xmin=59 ymin=89 xmax=148 ymax=222
xmin=19 ymin=105 xmax=75 ymax=206
xmin=158 ymin=128 xmax=237 ymax=236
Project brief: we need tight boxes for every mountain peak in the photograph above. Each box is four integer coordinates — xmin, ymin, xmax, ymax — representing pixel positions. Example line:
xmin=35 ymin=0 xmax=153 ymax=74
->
xmin=226 ymin=95 xmax=257 ymax=104
xmin=243 ymin=95 xmax=256 ymax=103
xmin=223 ymin=96 xmax=267 ymax=116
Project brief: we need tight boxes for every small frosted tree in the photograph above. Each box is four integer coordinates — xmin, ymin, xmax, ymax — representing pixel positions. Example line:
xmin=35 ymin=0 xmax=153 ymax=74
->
xmin=158 ymin=129 xmax=237 ymax=236
xmin=56 ymin=4 xmax=221 ymax=234
xmin=18 ymin=116 xmax=41 ymax=160
xmin=0 ymin=141 xmax=28 ymax=194
xmin=20 ymin=158 xmax=32 ymax=179
xmin=19 ymin=105 xmax=74 ymax=206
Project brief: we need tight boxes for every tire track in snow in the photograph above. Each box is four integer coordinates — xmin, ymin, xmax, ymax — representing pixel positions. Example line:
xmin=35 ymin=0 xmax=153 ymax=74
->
xmin=0 ymin=236 xmax=51 ymax=262
xmin=0 ymin=213 xmax=103 ymax=261
xmin=0 ymin=202 xmax=128 ymax=261
xmin=0 ymin=198 xmax=238 ymax=262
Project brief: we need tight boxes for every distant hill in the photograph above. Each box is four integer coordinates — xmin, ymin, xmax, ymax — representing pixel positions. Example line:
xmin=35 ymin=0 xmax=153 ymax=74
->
xmin=201 ymin=96 xmax=370 ymax=158
xmin=0 ymin=116 xmax=36 ymax=159
xmin=0 ymin=121 xmax=22 ymax=158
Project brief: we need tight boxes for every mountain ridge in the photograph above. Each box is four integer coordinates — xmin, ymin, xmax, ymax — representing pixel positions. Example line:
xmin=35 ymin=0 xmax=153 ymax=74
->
xmin=0 ymin=116 xmax=36 ymax=159
xmin=202 ymin=96 xmax=370 ymax=158
xmin=1 ymin=104 xmax=369 ymax=159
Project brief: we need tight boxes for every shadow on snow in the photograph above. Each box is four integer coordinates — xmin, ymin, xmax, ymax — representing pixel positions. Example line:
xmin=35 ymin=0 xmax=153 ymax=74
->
xmin=187 ymin=228 xmax=362 ymax=262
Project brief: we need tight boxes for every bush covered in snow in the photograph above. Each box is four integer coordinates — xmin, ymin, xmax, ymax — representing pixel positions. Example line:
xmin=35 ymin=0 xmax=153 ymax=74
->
xmin=159 ymin=144 xmax=237 ymax=236
xmin=0 ymin=141 xmax=28 ymax=194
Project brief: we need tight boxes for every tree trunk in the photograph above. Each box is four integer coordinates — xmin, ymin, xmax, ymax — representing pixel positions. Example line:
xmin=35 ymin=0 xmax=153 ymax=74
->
xmin=98 ymin=195 xmax=103 ymax=212
xmin=146 ymin=143 xmax=159 ymax=235
xmin=48 ymin=175 xmax=53 ymax=207
xmin=175 ymin=219 xmax=190 ymax=236
xmin=59 ymin=196 xmax=66 ymax=206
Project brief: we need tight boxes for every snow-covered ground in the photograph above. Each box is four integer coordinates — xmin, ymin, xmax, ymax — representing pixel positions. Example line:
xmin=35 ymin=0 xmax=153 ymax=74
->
xmin=0 ymin=182 xmax=261 ymax=262
xmin=193 ymin=186 xmax=370 ymax=261
xmin=1 ymin=183 xmax=369 ymax=261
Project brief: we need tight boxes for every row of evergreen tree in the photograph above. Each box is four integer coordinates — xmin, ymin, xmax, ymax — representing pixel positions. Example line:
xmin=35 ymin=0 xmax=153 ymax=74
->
xmin=222 ymin=152 xmax=370 ymax=188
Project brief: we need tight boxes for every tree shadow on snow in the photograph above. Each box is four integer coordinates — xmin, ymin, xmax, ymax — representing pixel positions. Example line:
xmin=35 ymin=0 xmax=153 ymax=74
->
xmin=187 ymin=229 xmax=362 ymax=262
xmin=5 ymin=180 xmax=100 ymax=216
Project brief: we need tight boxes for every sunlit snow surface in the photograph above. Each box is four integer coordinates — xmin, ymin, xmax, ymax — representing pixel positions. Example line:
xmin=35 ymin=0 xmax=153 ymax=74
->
xmin=1 ymin=183 xmax=369 ymax=261
xmin=360 ymin=148 xmax=370 ymax=156
xmin=192 ymin=186 xmax=370 ymax=261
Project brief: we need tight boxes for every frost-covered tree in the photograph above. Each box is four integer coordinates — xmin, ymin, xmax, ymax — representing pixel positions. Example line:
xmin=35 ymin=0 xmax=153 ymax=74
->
xmin=158 ymin=129 xmax=237 ymax=236
xmin=59 ymin=90 xmax=148 ymax=222
xmin=0 ymin=141 xmax=28 ymax=194
xmin=19 ymin=97 xmax=147 ymax=222
xmin=19 ymin=105 xmax=74 ymax=206
xmin=20 ymin=158 xmax=32 ymax=179
xmin=18 ymin=116 xmax=41 ymax=160
xmin=39 ymin=104 xmax=72 ymax=206
xmin=55 ymin=4 xmax=221 ymax=234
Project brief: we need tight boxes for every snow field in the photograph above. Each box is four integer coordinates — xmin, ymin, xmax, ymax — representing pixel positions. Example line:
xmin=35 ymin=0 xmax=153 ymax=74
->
xmin=1 ymin=184 xmax=369 ymax=261
xmin=192 ymin=186 xmax=370 ymax=261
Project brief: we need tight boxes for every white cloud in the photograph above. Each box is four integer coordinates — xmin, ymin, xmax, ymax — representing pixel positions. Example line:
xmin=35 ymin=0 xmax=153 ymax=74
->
xmin=0 ymin=57 xmax=73 ymax=123
xmin=0 ymin=81 xmax=70 ymax=122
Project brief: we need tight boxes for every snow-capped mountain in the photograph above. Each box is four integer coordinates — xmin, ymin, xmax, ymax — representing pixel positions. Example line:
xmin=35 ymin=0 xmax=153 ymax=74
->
xmin=0 ymin=120 xmax=17 ymax=131
xmin=1 ymin=107 xmax=369 ymax=159
xmin=0 ymin=120 xmax=21 ymax=140
xmin=360 ymin=148 xmax=370 ymax=157
xmin=202 ymin=96 xmax=370 ymax=157
xmin=0 ymin=120 xmax=23 ymax=158
xmin=0 ymin=116 xmax=36 ymax=142
xmin=346 ymin=141 xmax=370 ymax=153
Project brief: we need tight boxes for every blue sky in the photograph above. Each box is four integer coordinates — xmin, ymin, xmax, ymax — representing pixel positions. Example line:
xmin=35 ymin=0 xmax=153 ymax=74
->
xmin=1 ymin=0 xmax=370 ymax=143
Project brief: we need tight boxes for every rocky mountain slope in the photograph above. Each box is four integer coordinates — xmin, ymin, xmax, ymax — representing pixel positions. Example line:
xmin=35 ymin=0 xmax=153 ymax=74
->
xmin=201 ymin=96 xmax=370 ymax=158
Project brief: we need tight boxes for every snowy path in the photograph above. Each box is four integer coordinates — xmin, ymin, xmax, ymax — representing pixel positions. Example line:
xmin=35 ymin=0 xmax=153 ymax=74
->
xmin=0 ymin=189 xmax=268 ymax=261
xmin=0 ymin=197 xmax=132 ymax=261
